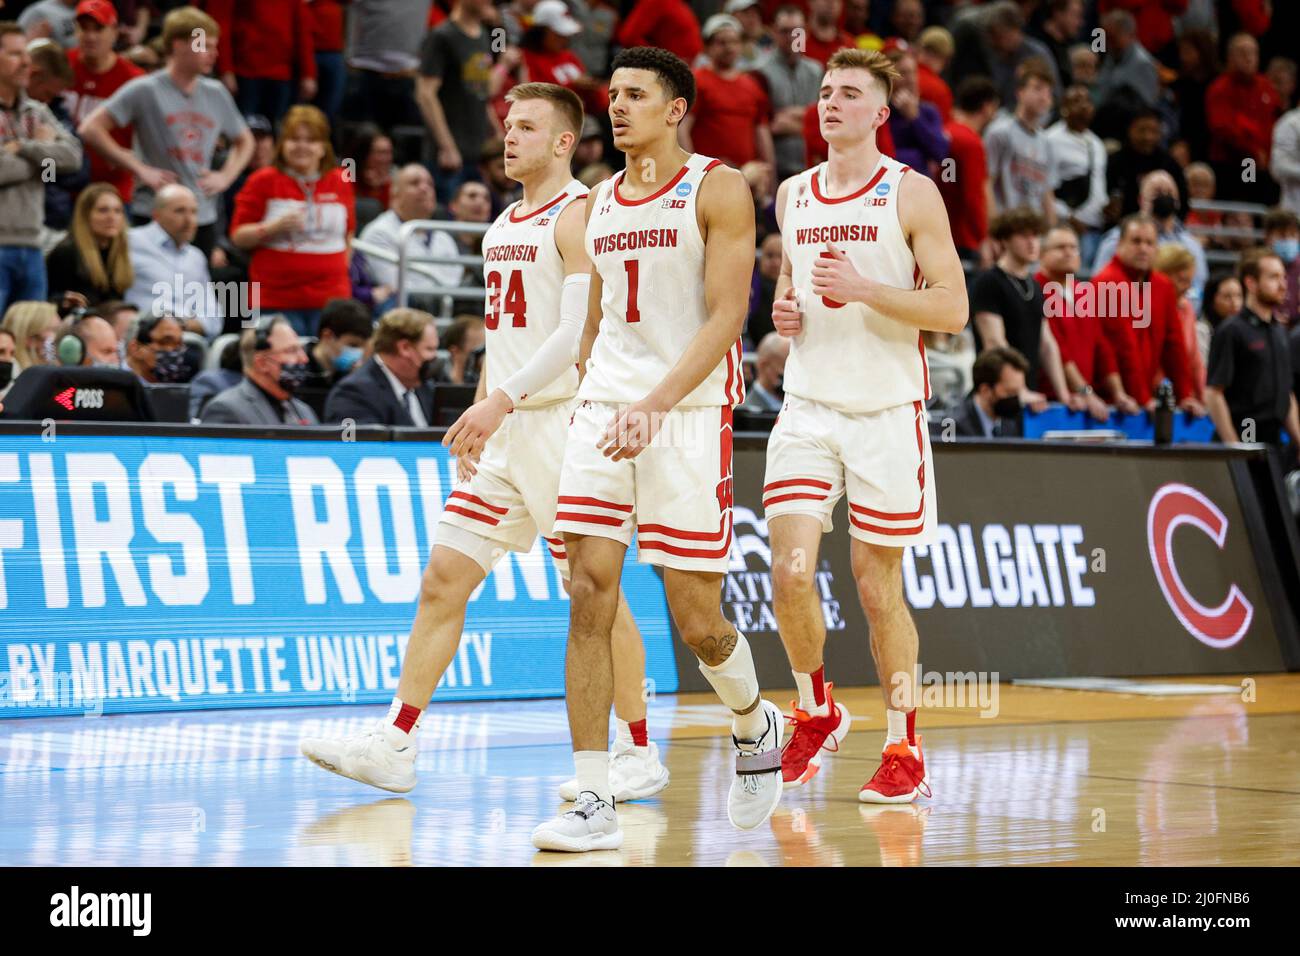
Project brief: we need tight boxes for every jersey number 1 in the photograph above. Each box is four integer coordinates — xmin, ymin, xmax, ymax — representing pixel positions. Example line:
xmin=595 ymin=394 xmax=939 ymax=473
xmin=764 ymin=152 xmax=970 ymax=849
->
xmin=486 ymin=270 xmax=527 ymax=329
xmin=624 ymin=259 xmax=641 ymax=323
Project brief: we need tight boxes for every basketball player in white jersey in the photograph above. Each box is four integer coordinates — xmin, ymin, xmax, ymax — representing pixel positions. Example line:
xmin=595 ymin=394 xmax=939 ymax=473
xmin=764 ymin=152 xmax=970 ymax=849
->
xmin=301 ymin=83 xmax=668 ymax=801
xmin=766 ymin=49 xmax=967 ymax=802
xmin=530 ymin=48 xmax=783 ymax=853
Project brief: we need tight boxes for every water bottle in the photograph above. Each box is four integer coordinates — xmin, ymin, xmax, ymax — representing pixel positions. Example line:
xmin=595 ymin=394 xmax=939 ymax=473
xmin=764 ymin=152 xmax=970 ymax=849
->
xmin=1153 ymin=379 xmax=1175 ymax=445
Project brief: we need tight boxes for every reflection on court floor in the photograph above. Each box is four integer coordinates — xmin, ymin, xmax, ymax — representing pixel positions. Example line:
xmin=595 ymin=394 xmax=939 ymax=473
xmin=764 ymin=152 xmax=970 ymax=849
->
xmin=2 ymin=678 xmax=1297 ymax=866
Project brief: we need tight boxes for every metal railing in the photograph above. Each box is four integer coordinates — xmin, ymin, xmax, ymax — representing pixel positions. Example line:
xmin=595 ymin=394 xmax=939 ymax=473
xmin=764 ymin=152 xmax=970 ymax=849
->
xmin=397 ymin=219 xmax=491 ymax=316
xmin=351 ymin=221 xmax=489 ymax=320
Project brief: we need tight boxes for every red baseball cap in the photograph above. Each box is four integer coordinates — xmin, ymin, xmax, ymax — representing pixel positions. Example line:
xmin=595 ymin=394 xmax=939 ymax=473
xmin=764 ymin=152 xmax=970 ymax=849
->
xmin=75 ymin=0 xmax=119 ymax=27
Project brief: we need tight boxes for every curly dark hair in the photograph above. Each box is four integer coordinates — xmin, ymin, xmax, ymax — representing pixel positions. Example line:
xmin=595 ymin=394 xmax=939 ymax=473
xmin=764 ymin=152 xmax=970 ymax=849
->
xmin=609 ymin=46 xmax=696 ymax=113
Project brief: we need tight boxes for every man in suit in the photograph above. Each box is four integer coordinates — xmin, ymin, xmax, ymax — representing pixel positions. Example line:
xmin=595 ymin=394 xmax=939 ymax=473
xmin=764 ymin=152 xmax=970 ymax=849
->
xmin=200 ymin=316 xmax=319 ymax=425
xmin=943 ymin=346 xmax=1029 ymax=438
xmin=324 ymin=307 xmax=440 ymax=426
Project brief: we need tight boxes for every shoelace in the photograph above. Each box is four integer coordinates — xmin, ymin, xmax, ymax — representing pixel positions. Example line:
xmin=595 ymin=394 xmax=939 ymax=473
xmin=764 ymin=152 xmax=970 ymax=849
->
xmin=782 ymin=706 xmax=839 ymax=765
xmin=567 ymin=794 xmax=610 ymax=820
xmin=870 ymin=750 xmax=932 ymax=799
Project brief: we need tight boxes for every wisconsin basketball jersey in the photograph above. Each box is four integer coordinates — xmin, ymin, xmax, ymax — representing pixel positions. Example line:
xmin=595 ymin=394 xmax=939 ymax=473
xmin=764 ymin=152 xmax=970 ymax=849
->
xmin=480 ymin=179 xmax=587 ymax=408
xmin=781 ymin=155 xmax=932 ymax=414
xmin=580 ymin=153 xmax=745 ymax=407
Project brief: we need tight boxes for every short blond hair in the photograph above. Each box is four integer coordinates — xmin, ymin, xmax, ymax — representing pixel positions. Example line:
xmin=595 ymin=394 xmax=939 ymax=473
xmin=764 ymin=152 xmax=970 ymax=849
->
xmin=918 ymin=26 xmax=954 ymax=60
xmin=1154 ymin=243 xmax=1195 ymax=276
xmin=825 ymin=48 xmax=901 ymax=101
xmin=373 ymin=308 xmax=436 ymax=355
xmin=162 ymin=6 xmax=219 ymax=50
xmin=505 ymin=82 xmax=584 ymax=138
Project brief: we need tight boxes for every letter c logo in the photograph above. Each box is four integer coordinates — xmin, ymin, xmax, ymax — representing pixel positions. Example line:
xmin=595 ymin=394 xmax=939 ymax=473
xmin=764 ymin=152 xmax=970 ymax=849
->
xmin=1147 ymin=483 xmax=1253 ymax=648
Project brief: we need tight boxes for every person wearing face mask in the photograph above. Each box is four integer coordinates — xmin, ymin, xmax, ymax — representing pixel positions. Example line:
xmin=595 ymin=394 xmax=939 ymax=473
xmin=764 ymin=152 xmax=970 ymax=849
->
xmin=125 ymin=312 xmax=195 ymax=385
xmin=741 ymin=331 xmax=788 ymax=413
xmin=943 ymin=346 xmax=1030 ymax=438
xmin=0 ymin=328 xmax=17 ymax=400
xmin=200 ymin=315 xmax=318 ymax=425
xmin=1261 ymin=208 xmax=1300 ymax=324
xmin=323 ymin=307 xmax=439 ymax=427
xmin=305 ymin=297 xmax=373 ymax=390
xmin=1092 ymin=169 xmax=1207 ymax=305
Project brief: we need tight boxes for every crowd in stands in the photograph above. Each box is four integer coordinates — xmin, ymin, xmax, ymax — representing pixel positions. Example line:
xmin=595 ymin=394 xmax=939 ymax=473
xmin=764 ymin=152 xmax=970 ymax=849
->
xmin=0 ymin=0 xmax=1295 ymax=459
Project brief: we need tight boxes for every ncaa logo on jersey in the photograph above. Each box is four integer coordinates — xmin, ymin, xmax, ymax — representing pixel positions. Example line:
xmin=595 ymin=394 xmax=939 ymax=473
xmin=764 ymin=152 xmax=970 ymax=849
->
xmin=547 ymin=203 xmax=562 ymax=216
xmin=675 ymin=181 xmax=693 ymax=198
xmin=869 ymin=180 xmax=891 ymax=207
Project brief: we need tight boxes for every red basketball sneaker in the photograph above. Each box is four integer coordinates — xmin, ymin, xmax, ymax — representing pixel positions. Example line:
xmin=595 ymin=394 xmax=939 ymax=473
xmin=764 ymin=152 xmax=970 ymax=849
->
xmin=781 ymin=684 xmax=852 ymax=788
xmin=859 ymin=737 xmax=931 ymax=804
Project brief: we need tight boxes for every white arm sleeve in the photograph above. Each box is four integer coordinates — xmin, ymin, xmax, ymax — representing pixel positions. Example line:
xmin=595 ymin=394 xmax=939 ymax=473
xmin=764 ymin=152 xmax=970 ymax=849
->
xmin=497 ymin=272 xmax=591 ymax=406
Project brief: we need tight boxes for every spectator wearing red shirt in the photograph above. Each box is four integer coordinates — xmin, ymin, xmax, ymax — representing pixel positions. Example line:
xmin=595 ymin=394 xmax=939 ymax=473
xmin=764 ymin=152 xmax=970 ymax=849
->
xmin=1036 ymin=223 xmax=1139 ymax=416
xmin=63 ymin=1 xmax=143 ymax=205
xmin=803 ymin=0 xmax=855 ymax=67
xmin=1206 ymin=33 xmax=1282 ymax=201
xmin=205 ymin=0 xmax=317 ymax=125
xmin=307 ymin=0 xmax=347 ymax=120
xmin=939 ymin=76 xmax=999 ymax=264
xmin=615 ymin=0 xmax=702 ymax=67
xmin=1091 ymin=214 xmax=1203 ymax=412
xmin=521 ymin=1 xmax=608 ymax=116
xmin=682 ymin=15 xmax=774 ymax=170
xmin=230 ymin=106 xmax=355 ymax=337
xmin=916 ymin=27 xmax=954 ymax=121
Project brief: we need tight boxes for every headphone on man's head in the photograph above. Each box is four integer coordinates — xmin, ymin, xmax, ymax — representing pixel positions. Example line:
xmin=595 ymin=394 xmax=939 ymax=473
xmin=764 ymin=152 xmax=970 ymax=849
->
xmin=56 ymin=329 xmax=86 ymax=366
xmin=252 ymin=313 xmax=284 ymax=351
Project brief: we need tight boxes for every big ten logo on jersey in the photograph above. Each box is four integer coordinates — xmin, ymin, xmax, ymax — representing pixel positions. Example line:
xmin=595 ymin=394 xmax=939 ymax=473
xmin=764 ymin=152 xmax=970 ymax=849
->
xmin=662 ymin=180 xmax=692 ymax=210
xmin=535 ymin=201 xmax=564 ymax=227
xmin=869 ymin=180 xmax=892 ymax=207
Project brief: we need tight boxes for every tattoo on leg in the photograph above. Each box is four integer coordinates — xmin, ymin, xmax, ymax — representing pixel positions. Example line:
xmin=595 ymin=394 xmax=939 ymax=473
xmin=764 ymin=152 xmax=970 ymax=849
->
xmin=689 ymin=629 xmax=737 ymax=668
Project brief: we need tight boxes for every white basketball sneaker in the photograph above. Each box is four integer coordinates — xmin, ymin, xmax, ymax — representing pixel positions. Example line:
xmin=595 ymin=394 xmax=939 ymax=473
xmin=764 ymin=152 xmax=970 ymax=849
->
xmin=557 ymin=738 xmax=670 ymax=802
xmin=300 ymin=722 xmax=417 ymax=794
xmin=728 ymin=700 xmax=785 ymax=830
xmin=610 ymin=738 xmax=670 ymax=800
xmin=531 ymin=792 xmax=623 ymax=852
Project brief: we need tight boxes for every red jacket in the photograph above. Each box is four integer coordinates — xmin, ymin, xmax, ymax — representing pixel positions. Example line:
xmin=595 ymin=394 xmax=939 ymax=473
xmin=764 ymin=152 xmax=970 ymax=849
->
xmin=1091 ymin=258 xmax=1191 ymax=404
xmin=616 ymin=1 xmax=702 ymax=67
xmin=1098 ymin=0 xmax=1188 ymax=55
xmin=940 ymin=120 xmax=985 ymax=251
xmin=918 ymin=63 xmax=952 ymax=122
xmin=206 ymin=0 xmax=316 ymax=83
xmin=1206 ymin=71 xmax=1280 ymax=165
xmin=306 ymin=0 xmax=345 ymax=54
xmin=1036 ymin=271 xmax=1119 ymax=397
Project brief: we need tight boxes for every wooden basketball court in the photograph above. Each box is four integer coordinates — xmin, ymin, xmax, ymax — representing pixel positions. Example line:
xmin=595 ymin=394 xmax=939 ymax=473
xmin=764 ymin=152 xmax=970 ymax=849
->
xmin=1 ymin=674 xmax=1296 ymax=866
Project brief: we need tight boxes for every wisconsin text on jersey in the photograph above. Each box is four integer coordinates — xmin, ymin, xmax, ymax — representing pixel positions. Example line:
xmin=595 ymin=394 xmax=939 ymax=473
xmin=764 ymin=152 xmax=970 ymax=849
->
xmin=794 ymin=224 xmax=880 ymax=245
xmin=483 ymin=243 xmax=540 ymax=263
xmin=591 ymin=228 xmax=680 ymax=255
